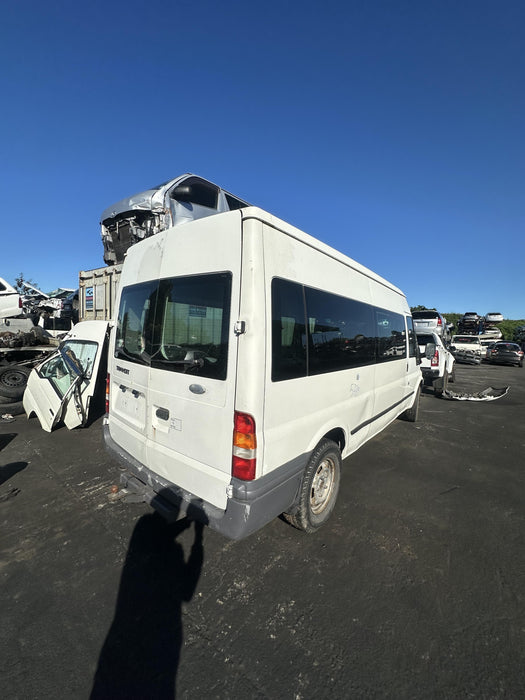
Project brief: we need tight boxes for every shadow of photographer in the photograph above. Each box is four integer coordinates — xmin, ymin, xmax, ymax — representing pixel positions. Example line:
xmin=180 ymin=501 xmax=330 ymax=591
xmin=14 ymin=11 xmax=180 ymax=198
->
xmin=90 ymin=505 xmax=204 ymax=699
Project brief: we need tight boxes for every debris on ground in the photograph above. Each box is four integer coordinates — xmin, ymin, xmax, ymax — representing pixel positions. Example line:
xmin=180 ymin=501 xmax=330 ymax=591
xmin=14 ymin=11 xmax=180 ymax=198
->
xmin=442 ymin=386 xmax=510 ymax=401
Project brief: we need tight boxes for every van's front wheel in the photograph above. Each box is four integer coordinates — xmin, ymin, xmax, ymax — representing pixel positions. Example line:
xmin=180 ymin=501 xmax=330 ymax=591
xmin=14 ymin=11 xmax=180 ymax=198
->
xmin=283 ymin=439 xmax=341 ymax=533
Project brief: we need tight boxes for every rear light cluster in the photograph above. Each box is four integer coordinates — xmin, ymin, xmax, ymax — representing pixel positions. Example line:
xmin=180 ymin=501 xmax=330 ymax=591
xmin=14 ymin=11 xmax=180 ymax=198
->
xmin=232 ymin=411 xmax=257 ymax=480
xmin=437 ymin=317 xmax=442 ymax=326
xmin=18 ymin=298 xmax=23 ymax=309
xmin=105 ymin=374 xmax=110 ymax=414
xmin=431 ymin=349 xmax=439 ymax=367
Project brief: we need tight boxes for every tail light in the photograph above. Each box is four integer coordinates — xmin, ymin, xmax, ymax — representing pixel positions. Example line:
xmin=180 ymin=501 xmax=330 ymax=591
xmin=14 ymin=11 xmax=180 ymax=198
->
xmin=18 ymin=297 xmax=23 ymax=309
xmin=105 ymin=374 xmax=110 ymax=414
xmin=437 ymin=317 xmax=442 ymax=326
xmin=431 ymin=349 xmax=439 ymax=367
xmin=232 ymin=411 xmax=257 ymax=480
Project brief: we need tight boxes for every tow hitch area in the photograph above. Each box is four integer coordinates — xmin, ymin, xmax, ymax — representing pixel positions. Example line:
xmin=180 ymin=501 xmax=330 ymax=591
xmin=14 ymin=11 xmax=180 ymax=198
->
xmin=108 ymin=472 xmax=187 ymax=523
xmin=442 ymin=386 xmax=510 ymax=401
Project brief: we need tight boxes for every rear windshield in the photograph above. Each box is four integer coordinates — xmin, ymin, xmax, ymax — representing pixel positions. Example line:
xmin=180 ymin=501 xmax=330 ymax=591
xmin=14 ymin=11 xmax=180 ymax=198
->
xmin=412 ymin=311 xmax=439 ymax=319
xmin=115 ymin=272 xmax=232 ymax=380
xmin=416 ymin=334 xmax=434 ymax=347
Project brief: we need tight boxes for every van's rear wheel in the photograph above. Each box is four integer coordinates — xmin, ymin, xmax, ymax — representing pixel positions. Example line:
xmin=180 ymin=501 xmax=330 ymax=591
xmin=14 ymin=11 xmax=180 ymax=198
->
xmin=283 ymin=439 xmax=341 ymax=533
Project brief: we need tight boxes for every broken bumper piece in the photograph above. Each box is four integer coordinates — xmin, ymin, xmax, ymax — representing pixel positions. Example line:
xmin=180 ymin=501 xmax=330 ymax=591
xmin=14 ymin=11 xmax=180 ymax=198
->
xmin=442 ymin=386 xmax=510 ymax=401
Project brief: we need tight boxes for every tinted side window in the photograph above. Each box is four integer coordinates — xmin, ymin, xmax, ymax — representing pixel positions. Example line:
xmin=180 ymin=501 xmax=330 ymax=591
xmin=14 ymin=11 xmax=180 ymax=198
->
xmin=305 ymin=288 xmax=376 ymax=375
xmin=225 ymin=193 xmax=248 ymax=210
xmin=271 ymin=279 xmax=307 ymax=381
xmin=375 ymin=309 xmax=407 ymax=361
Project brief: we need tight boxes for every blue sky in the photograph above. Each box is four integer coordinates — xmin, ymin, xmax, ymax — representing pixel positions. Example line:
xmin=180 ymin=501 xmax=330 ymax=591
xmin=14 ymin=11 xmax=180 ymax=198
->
xmin=2 ymin=0 xmax=524 ymax=319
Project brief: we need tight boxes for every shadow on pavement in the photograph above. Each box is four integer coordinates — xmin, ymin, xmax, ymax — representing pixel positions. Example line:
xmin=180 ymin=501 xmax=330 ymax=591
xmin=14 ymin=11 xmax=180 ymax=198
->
xmin=0 ymin=433 xmax=17 ymax=452
xmin=0 ymin=461 xmax=27 ymax=486
xmin=90 ymin=510 xmax=204 ymax=699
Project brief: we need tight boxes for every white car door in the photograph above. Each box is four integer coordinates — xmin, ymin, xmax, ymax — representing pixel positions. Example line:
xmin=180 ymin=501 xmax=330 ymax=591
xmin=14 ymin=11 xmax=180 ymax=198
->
xmin=23 ymin=321 xmax=108 ymax=432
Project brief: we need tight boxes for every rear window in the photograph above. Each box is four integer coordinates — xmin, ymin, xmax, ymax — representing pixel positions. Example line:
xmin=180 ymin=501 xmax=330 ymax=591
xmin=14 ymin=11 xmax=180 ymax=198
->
xmin=412 ymin=311 xmax=439 ymax=320
xmin=115 ymin=273 xmax=232 ymax=380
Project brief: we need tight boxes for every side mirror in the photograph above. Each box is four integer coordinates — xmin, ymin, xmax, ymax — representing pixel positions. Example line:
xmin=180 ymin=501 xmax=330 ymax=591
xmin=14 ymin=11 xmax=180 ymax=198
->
xmin=170 ymin=184 xmax=192 ymax=202
xmin=450 ymin=345 xmax=456 ymax=352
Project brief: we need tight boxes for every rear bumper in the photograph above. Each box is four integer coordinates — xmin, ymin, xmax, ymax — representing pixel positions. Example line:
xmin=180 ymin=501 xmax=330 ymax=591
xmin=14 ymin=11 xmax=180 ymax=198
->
xmin=421 ymin=368 xmax=440 ymax=380
xmin=103 ymin=423 xmax=307 ymax=540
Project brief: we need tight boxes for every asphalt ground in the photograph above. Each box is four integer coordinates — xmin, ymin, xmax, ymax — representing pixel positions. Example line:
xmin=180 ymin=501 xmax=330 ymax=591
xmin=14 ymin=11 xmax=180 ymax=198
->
xmin=1 ymin=360 xmax=524 ymax=699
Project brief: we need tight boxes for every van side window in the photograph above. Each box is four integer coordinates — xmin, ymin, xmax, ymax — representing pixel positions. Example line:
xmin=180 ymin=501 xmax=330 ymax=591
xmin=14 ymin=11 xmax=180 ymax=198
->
xmin=305 ymin=288 xmax=376 ymax=374
xmin=272 ymin=278 xmax=409 ymax=381
xmin=375 ymin=309 xmax=407 ymax=361
xmin=271 ymin=279 xmax=307 ymax=381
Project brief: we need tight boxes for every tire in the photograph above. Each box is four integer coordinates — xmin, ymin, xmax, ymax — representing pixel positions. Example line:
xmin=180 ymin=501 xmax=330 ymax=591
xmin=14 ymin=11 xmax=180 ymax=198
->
xmin=283 ymin=439 xmax=341 ymax=533
xmin=0 ymin=400 xmax=25 ymax=416
xmin=0 ymin=365 xmax=31 ymax=400
xmin=434 ymin=370 xmax=448 ymax=398
xmin=399 ymin=385 xmax=420 ymax=422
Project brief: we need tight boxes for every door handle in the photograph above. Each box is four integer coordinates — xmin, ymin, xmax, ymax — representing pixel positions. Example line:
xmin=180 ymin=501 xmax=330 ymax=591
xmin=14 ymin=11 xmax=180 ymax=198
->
xmin=156 ymin=407 xmax=170 ymax=421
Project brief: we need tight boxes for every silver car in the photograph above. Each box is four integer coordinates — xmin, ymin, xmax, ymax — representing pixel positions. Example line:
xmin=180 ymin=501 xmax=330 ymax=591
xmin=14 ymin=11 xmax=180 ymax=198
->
xmin=411 ymin=310 xmax=449 ymax=338
xmin=100 ymin=174 xmax=251 ymax=265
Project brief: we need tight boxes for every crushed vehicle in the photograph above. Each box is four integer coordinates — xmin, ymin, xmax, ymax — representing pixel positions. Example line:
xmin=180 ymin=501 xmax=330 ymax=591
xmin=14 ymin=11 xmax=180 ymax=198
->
xmin=486 ymin=342 xmax=524 ymax=367
xmin=0 ymin=278 xmax=23 ymax=319
xmin=450 ymin=335 xmax=484 ymax=364
xmin=100 ymin=173 xmax=251 ymax=265
xmin=417 ymin=332 xmax=456 ymax=396
xmin=23 ymin=321 xmax=109 ymax=431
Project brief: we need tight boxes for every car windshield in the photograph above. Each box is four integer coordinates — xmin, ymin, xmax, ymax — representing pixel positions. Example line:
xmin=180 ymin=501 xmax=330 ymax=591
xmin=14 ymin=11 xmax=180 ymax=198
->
xmin=453 ymin=337 xmax=479 ymax=344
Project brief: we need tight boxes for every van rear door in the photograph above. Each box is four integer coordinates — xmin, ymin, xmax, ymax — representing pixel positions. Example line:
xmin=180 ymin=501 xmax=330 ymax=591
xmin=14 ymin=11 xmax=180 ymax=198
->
xmin=110 ymin=213 xmax=242 ymax=510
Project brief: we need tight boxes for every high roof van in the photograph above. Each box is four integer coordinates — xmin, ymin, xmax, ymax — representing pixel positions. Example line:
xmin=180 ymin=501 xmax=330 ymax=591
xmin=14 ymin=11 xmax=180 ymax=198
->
xmin=104 ymin=207 xmax=422 ymax=539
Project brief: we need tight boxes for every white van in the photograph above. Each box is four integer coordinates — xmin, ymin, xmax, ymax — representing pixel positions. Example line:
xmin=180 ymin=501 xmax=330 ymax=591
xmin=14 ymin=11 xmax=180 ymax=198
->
xmin=104 ymin=207 xmax=422 ymax=539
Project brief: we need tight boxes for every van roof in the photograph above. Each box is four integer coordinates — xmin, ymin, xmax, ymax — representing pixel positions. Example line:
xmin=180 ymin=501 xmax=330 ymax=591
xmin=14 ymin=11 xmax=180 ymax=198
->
xmin=241 ymin=207 xmax=405 ymax=298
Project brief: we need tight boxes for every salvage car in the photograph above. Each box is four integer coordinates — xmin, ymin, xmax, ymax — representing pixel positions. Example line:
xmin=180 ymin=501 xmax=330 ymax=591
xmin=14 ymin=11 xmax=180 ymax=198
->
xmin=411 ymin=310 xmax=449 ymax=338
xmin=0 ymin=278 xmax=22 ymax=319
xmin=100 ymin=173 xmax=251 ymax=265
xmin=450 ymin=335 xmax=484 ymax=364
xmin=486 ymin=342 xmax=523 ymax=367
xmin=417 ymin=332 xmax=456 ymax=396
xmin=484 ymin=312 xmax=504 ymax=324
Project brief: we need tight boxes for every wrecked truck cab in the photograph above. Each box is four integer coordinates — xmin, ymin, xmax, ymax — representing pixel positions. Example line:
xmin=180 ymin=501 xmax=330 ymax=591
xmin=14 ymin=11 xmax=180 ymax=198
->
xmin=100 ymin=174 xmax=250 ymax=265
xmin=23 ymin=320 xmax=109 ymax=431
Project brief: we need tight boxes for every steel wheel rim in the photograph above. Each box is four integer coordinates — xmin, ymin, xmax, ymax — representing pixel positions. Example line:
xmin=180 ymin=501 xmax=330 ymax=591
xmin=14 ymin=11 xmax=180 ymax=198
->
xmin=1 ymin=369 xmax=27 ymax=388
xmin=310 ymin=457 xmax=336 ymax=514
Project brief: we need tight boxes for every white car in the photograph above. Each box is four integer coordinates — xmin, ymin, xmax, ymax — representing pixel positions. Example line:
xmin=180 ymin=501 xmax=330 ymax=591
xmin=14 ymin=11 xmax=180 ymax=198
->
xmin=450 ymin=335 xmax=484 ymax=364
xmin=417 ymin=332 xmax=456 ymax=396
xmin=0 ymin=277 xmax=22 ymax=319
xmin=485 ymin=312 xmax=504 ymax=324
